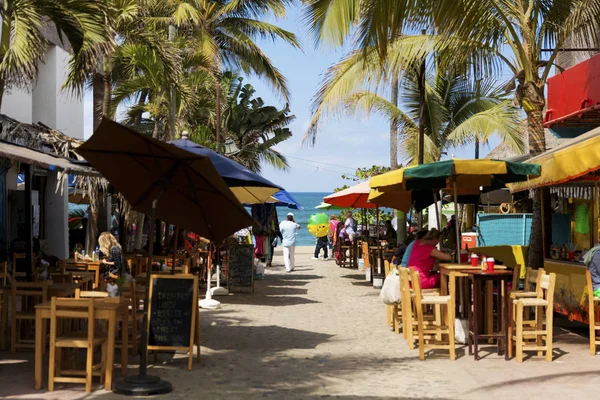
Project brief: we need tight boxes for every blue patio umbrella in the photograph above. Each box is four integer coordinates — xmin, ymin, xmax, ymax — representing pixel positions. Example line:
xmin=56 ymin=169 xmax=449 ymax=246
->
xmin=168 ymin=133 xmax=282 ymax=204
xmin=270 ymin=190 xmax=303 ymax=210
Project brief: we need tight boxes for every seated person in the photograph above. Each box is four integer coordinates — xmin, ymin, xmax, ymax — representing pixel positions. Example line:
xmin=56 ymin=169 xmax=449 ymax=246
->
xmin=391 ymin=243 xmax=407 ymax=266
xmin=406 ymin=229 xmax=451 ymax=289
xmin=383 ymin=220 xmax=397 ymax=243
xmin=399 ymin=230 xmax=427 ymax=267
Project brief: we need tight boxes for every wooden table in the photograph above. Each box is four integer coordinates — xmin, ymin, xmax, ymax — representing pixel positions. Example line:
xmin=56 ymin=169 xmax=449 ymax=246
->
xmin=439 ymin=263 xmax=507 ymax=320
xmin=466 ymin=270 xmax=513 ymax=360
xmin=1 ymin=283 xmax=79 ymax=350
xmin=68 ymin=271 xmax=95 ymax=290
xmin=35 ymin=297 xmax=129 ymax=390
xmin=64 ymin=259 xmax=101 ymax=288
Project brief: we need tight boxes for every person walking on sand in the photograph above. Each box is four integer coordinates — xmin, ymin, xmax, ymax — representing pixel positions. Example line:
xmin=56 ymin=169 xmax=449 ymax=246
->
xmin=279 ymin=212 xmax=300 ymax=272
xmin=312 ymin=235 xmax=329 ymax=261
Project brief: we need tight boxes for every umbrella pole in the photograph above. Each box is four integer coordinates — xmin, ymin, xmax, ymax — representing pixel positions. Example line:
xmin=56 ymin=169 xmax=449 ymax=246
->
xmin=172 ymin=226 xmax=178 ymax=275
xmin=433 ymin=191 xmax=441 ymax=231
xmin=114 ymin=198 xmax=172 ymax=395
xmin=453 ymin=180 xmax=461 ymax=263
xmin=376 ymin=207 xmax=379 ymax=238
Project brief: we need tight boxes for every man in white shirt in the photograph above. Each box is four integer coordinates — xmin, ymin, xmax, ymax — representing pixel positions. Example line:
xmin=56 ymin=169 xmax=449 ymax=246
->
xmin=279 ymin=212 xmax=301 ymax=272
xmin=344 ymin=211 xmax=356 ymax=242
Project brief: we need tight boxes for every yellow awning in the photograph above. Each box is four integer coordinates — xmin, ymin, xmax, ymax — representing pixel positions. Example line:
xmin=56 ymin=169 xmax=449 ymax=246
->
xmin=509 ymin=126 xmax=600 ymax=193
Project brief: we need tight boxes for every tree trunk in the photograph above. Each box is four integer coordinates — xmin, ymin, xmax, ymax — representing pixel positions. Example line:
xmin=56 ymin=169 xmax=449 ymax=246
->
xmin=86 ymin=192 xmax=99 ymax=254
xmin=133 ymin=90 xmax=147 ymax=126
xmin=416 ymin=58 xmax=426 ymax=229
xmin=417 ymin=59 xmax=426 ymax=165
xmin=390 ymin=73 xmax=406 ymax=243
xmin=168 ymin=25 xmax=177 ymax=140
xmin=152 ymin=119 xmax=160 ymax=139
xmin=215 ymin=81 xmax=222 ymax=149
xmin=93 ymin=72 xmax=104 ymax=131
xmin=524 ymin=83 xmax=548 ymax=269
xmin=134 ymin=214 xmax=145 ymax=250
xmin=102 ymin=58 xmax=112 ymax=119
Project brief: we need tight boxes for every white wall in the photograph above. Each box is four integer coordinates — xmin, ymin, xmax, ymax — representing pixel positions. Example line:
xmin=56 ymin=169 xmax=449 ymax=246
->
xmin=2 ymin=88 xmax=33 ymax=123
xmin=45 ymin=172 xmax=68 ymax=259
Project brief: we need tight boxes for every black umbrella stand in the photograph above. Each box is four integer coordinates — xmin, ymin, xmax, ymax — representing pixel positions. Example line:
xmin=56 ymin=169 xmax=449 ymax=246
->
xmin=114 ymin=198 xmax=173 ymax=395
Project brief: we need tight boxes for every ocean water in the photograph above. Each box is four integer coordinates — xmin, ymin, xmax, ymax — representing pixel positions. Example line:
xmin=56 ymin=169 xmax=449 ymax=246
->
xmin=275 ymin=192 xmax=330 ymax=246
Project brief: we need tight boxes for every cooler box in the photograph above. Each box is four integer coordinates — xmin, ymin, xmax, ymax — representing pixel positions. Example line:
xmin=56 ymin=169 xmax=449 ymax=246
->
xmin=461 ymin=233 xmax=477 ymax=250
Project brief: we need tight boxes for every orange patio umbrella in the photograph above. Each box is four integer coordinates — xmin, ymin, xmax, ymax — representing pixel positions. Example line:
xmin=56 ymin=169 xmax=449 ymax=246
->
xmin=323 ymin=181 xmax=377 ymax=209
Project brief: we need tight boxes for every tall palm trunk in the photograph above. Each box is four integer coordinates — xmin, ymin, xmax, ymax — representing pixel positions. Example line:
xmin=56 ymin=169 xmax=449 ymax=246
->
xmin=215 ymin=82 xmax=222 ymax=148
xmin=152 ymin=118 xmax=160 ymax=139
xmin=102 ymin=58 xmax=112 ymax=118
xmin=92 ymin=72 xmax=104 ymax=131
xmin=390 ymin=73 xmax=406 ymax=243
xmin=524 ymin=83 xmax=548 ymax=269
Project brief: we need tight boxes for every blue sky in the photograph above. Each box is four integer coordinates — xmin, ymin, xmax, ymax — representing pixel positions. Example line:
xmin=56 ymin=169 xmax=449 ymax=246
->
xmin=84 ymin=4 xmax=506 ymax=193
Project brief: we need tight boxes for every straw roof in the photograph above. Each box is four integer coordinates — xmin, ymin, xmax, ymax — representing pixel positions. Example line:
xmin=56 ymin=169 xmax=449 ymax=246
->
xmin=485 ymin=129 xmax=568 ymax=161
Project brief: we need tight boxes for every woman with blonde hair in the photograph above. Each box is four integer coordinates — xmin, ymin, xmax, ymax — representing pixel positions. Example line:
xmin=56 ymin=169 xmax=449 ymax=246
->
xmin=98 ymin=232 xmax=125 ymax=283
xmin=406 ymin=229 xmax=451 ymax=289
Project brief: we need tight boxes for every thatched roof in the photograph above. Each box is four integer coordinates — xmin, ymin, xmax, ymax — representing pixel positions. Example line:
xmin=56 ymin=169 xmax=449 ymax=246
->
xmin=0 ymin=114 xmax=83 ymax=160
xmin=485 ymin=129 xmax=568 ymax=161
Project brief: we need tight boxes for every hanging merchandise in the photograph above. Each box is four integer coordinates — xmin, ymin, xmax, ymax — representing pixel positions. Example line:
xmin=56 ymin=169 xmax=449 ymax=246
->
xmin=575 ymin=203 xmax=590 ymax=234
xmin=307 ymin=213 xmax=330 ymax=237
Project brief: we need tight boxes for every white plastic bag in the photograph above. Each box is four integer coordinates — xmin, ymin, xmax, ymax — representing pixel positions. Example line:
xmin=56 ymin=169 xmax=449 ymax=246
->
xmin=454 ymin=318 xmax=468 ymax=344
xmin=379 ymin=269 xmax=400 ymax=305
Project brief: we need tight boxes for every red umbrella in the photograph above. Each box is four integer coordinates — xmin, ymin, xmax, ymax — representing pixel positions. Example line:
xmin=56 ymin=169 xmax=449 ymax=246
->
xmin=324 ymin=181 xmax=377 ymax=209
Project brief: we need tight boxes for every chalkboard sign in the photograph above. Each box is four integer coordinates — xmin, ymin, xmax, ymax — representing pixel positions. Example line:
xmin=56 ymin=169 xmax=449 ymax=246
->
xmin=227 ymin=244 xmax=254 ymax=293
xmin=147 ymin=274 xmax=200 ymax=370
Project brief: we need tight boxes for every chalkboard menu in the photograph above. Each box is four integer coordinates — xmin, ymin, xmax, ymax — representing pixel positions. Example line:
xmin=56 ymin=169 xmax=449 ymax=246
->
xmin=227 ymin=244 xmax=254 ymax=293
xmin=148 ymin=275 xmax=198 ymax=357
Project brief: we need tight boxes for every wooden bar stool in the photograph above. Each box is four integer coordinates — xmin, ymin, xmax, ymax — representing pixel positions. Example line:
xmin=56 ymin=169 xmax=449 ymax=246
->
xmin=48 ymin=297 xmax=107 ymax=392
xmin=409 ymin=268 xmax=455 ymax=360
xmin=586 ymin=270 xmax=600 ymax=355
xmin=512 ymin=272 xmax=556 ymax=362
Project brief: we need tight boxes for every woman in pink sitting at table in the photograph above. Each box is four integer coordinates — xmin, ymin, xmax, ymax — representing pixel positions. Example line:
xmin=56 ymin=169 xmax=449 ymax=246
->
xmin=407 ymin=229 xmax=451 ymax=289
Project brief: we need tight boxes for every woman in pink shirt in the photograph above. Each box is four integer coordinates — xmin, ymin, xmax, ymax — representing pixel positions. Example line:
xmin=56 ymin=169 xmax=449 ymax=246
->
xmin=407 ymin=229 xmax=451 ymax=289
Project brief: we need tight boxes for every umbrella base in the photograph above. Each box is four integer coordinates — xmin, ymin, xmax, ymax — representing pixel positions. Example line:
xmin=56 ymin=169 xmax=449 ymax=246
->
xmin=210 ymin=286 xmax=229 ymax=296
xmin=113 ymin=375 xmax=172 ymax=396
xmin=199 ymin=298 xmax=221 ymax=309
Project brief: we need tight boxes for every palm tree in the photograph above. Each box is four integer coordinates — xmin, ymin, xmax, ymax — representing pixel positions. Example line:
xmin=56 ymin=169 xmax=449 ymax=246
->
xmin=428 ymin=0 xmax=600 ymax=267
xmin=346 ymin=69 xmax=524 ymax=164
xmin=146 ymin=0 xmax=300 ymax=143
xmin=224 ymin=80 xmax=294 ymax=173
xmin=0 ymin=0 xmax=109 ymax=109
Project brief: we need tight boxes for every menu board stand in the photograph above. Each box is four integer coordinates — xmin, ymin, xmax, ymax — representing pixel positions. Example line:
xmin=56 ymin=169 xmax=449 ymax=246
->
xmin=227 ymin=244 xmax=254 ymax=293
xmin=147 ymin=274 xmax=200 ymax=370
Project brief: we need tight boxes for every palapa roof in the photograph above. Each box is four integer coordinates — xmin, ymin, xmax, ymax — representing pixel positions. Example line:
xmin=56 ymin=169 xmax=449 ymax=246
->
xmin=485 ymin=129 xmax=567 ymax=162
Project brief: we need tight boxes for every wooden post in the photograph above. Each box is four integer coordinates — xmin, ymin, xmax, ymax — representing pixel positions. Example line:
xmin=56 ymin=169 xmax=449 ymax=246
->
xmin=23 ymin=164 xmax=33 ymax=280
xmin=540 ymin=188 xmax=547 ymax=261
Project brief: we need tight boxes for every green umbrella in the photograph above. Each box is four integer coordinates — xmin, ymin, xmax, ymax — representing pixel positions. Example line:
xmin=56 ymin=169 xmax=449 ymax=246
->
xmin=315 ymin=202 xmax=344 ymax=210
xmin=371 ymin=159 xmax=541 ymax=259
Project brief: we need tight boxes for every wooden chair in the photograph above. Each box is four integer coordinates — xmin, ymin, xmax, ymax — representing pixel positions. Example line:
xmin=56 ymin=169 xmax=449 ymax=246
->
xmin=507 ymin=268 xmax=545 ymax=357
xmin=12 ymin=253 xmax=27 ymax=281
xmin=586 ymin=270 xmax=600 ymax=355
xmin=63 ymin=262 xmax=89 ymax=273
xmin=340 ymin=241 xmax=357 ymax=268
xmin=383 ymin=260 xmax=399 ymax=330
xmin=48 ymin=297 xmax=107 ymax=392
xmin=409 ymin=268 xmax=455 ymax=360
xmin=361 ymin=243 xmax=370 ymax=269
xmin=399 ymin=268 xmax=441 ymax=349
xmin=166 ymin=256 xmax=191 ymax=274
xmin=11 ymin=281 xmax=49 ymax=352
xmin=511 ymin=272 xmax=556 ymax=362
xmin=116 ymin=281 xmax=144 ymax=354
xmin=51 ymin=273 xmax=74 ymax=284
